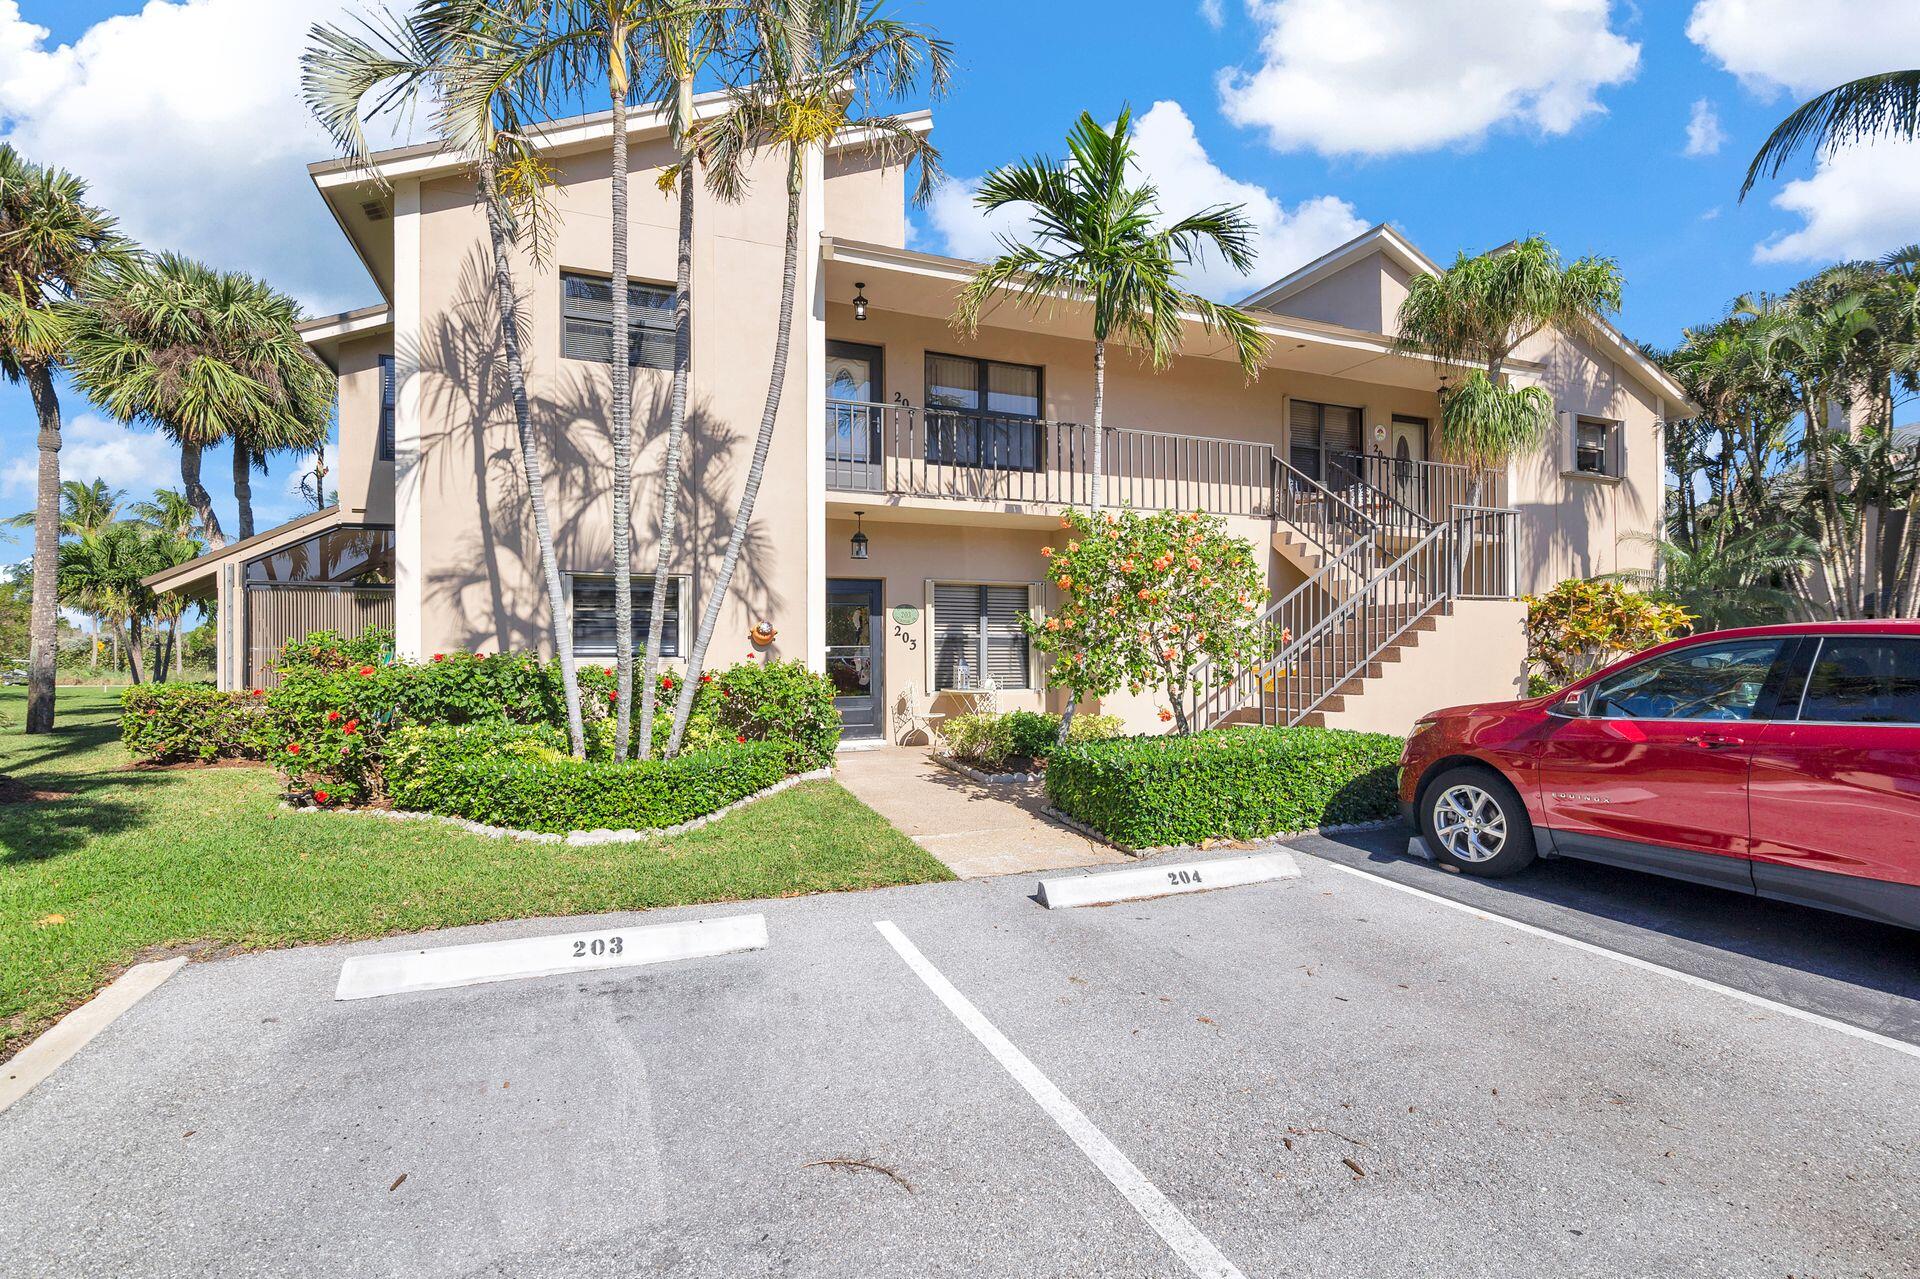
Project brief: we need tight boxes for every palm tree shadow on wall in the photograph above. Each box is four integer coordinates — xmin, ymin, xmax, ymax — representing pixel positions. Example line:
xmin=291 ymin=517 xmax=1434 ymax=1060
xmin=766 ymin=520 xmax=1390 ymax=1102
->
xmin=407 ymin=252 xmax=777 ymax=653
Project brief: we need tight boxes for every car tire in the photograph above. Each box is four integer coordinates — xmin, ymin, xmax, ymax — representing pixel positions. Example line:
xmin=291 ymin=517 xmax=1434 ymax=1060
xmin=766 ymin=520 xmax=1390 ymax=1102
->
xmin=1419 ymin=765 xmax=1537 ymax=878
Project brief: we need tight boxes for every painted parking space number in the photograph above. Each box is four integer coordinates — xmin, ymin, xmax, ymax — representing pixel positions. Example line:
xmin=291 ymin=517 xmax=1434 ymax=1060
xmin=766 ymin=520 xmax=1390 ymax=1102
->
xmin=573 ymin=936 xmax=624 ymax=958
xmin=1167 ymin=869 xmax=1203 ymax=887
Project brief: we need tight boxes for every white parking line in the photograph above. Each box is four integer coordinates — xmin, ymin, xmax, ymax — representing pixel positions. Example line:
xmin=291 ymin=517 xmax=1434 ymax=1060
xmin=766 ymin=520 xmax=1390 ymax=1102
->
xmin=873 ymin=920 xmax=1246 ymax=1279
xmin=1312 ymin=858 xmax=1920 ymax=1063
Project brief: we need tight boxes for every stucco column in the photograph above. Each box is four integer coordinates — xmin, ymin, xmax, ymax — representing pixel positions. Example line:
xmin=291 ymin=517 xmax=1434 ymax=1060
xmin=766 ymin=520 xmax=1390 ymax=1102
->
xmin=391 ymin=178 xmax=424 ymax=659
xmin=803 ymin=145 xmax=827 ymax=672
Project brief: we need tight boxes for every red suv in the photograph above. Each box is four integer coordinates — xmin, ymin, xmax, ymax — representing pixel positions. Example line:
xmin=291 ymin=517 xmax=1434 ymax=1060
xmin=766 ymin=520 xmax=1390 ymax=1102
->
xmin=1399 ymin=622 xmax=1920 ymax=929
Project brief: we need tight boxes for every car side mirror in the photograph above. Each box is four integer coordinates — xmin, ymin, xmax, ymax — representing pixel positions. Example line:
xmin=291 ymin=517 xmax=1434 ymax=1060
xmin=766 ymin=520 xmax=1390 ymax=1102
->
xmin=1545 ymin=692 xmax=1586 ymax=719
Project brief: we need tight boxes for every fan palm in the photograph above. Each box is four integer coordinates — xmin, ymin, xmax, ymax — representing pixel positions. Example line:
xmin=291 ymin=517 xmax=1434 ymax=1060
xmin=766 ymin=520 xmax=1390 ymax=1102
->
xmin=1742 ymin=69 xmax=1920 ymax=200
xmin=0 ymin=145 xmax=131 ymax=731
xmin=65 ymin=253 xmax=335 ymax=547
xmin=954 ymin=107 xmax=1269 ymax=510
xmin=304 ymin=0 xmax=589 ymax=756
xmin=659 ymin=0 xmax=950 ymax=756
xmin=1394 ymin=236 xmax=1623 ymax=486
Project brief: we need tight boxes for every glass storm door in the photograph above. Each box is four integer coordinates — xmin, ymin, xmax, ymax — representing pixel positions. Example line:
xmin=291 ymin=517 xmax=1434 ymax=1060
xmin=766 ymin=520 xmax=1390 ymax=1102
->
xmin=826 ymin=578 xmax=884 ymax=740
xmin=826 ymin=341 xmax=884 ymax=491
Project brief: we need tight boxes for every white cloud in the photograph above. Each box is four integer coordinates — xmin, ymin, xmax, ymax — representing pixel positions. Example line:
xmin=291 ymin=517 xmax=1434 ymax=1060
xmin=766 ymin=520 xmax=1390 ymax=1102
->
xmin=1686 ymin=0 xmax=1920 ymax=97
xmin=280 ymin=441 xmax=338 ymax=502
xmin=0 ymin=0 xmax=418 ymax=315
xmin=1216 ymin=0 xmax=1640 ymax=156
xmin=1754 ymin=138 xmax=1920 ymax=264
xmin=1685 ymin=2 xmax=1920 ymax=264
xmin=1 ymin=414 xmax=179 ymax=502
xmin=926 ymin=101 xmax=1369 ymax=302
xmin=1198 ymin=0 xmax=1225 ymax=30
xmin=1684 ymin=99 xmax=1725 ymax=157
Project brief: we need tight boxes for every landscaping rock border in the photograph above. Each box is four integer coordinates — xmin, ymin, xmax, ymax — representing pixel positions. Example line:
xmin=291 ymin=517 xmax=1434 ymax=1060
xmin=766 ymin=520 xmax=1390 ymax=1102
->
xmin=930 ymin=753 xmax=1042 ymax=785
xmin=284 ymin=768 xmax=835 ymax=846
xmin=1040 ymin=806 xmax=1401 ymax=858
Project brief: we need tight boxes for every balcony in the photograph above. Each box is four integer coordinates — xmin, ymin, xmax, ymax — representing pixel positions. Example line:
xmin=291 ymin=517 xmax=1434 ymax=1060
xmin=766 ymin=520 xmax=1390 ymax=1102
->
xmin=825 ymin=399 xmax=1277 ymax=517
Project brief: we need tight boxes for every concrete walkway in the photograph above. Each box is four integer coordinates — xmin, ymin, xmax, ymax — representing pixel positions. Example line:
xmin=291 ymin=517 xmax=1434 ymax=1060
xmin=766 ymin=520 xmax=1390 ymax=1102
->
xmin=834 ymin=747 xmax=1124 ymax=879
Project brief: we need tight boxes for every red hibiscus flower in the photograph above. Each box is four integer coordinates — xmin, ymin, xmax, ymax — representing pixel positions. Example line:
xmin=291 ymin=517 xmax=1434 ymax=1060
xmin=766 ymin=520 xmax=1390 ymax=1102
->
xmin=432 ymin=653 xmax=445 ymax=662
xmin=314 ymin=790 xmax=330 ymax=804
xmin=736 ymin=734 xmax=746 ymax=743
xmin=287 ymin=743 xmax=301 ymax=755
xmin=358 ymin=665 xmax=375 ymax=677
xmin=327 ymin=710 xmax=341 ymax=723
xmin=343 ymin=720 xmax=359 ymax=735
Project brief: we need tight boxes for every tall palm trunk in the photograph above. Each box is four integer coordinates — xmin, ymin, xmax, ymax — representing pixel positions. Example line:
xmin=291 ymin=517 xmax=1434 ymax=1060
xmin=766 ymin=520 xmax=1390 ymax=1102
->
xmin=232 ymin=443 xmax=255 ymax=541
xmin=664 ymin=146 xmax=803 ymax=755
xmin=477 ymin=159 xmax=587 ymax=757
xmin=609 ymin=36 xmax=637 ymax=760
xmin=125 ymin=615 xmax=146 ymax=685
xmin=182 ymin=441 xmax=225 ymax=550
xmin=24 ymin=361 xmax=60 ymax=733
xmin=638 ymin=83 xmax=696 ymax=760
xmin=1089 ymin=337 xmax=1105 ymax=508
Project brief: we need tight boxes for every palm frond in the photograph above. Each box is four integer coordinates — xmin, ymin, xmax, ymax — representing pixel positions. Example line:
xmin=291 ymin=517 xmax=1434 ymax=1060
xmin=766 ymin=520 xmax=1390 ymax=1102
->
xmin=1742 ymin=69 xmax=1920 ymax=200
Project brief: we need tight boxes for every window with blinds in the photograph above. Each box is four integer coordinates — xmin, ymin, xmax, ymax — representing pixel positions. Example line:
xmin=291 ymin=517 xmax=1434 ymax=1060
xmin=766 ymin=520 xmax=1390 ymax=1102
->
xmin=570 ymin=574 xmax=684 ymax=657
xmin=924 ymin=353 xmax=1044 ymax=470
xmin=560 ymin=272 xmax=676 ymax=369
xmin=932 ymin=583 xmax=1030 ymax=689
xmin=1288 ymin=399 xmax=1362 ymax=482
xmin=377 ymin=354 xmax=395 ymax=461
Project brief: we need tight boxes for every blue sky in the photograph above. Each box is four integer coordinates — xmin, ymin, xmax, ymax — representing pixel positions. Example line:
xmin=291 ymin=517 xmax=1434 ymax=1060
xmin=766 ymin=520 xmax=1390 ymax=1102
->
xmin=1 ymin=0 xmax=1916 ymax=559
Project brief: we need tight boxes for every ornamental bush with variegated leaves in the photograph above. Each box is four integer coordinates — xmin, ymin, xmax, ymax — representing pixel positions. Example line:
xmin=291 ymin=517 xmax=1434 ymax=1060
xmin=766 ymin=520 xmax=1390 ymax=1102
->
xmin=1031 ymin=508 xmax=1270 ymax=732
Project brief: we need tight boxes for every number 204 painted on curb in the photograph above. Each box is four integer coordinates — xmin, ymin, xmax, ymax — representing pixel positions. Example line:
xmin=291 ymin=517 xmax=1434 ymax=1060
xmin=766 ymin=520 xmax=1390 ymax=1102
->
xmin=1166 ymin=870 xmax=1203 ymax=887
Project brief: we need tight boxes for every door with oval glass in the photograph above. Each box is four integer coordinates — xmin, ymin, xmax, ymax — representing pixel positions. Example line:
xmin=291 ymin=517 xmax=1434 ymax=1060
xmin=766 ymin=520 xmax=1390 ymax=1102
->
xmin=1388 ymin=414 xmax=1428 ymax=508
xmin=826 ymin=578 xmax=884 ymax=740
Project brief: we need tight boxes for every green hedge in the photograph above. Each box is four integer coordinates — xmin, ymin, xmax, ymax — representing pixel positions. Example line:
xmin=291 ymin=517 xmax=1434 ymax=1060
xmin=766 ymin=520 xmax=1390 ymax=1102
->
xmin=1044 ymin=726 xmax=1403 ymax=848
xmin=942 ymin=709 xmax=1123 ymax=772
xmin=120 ymin=685 xmax=277 ymax=763
xmin=384 ymin=723 xmax=794 ymax=833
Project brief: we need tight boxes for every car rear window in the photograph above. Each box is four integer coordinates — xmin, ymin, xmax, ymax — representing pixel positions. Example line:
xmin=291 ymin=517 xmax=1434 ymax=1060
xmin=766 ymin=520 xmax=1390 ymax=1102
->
xmin=1797 ymin=637 xmax=1920 ymax=724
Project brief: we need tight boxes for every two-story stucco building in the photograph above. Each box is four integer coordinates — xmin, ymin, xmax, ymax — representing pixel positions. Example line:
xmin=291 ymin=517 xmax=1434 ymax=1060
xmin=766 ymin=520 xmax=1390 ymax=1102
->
xmin=150 ymin=92 xmax=1691 ymax=739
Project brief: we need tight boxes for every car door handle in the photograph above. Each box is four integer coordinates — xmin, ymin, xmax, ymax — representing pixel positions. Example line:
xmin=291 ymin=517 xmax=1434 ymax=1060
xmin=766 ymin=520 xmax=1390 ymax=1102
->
xmin=1687 ymin=733 xmax=1739 ymax=750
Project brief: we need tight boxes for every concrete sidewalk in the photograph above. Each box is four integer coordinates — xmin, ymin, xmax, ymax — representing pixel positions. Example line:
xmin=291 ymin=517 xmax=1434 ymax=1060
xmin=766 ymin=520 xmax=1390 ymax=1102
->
xmin=834 ymin=748 xmax=1123 ymax=879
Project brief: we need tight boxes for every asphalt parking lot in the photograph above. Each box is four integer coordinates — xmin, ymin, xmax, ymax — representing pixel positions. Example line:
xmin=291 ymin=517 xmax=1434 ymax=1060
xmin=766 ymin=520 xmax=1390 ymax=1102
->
xmin=4 ymin=826 xmax=1918 ymax=1278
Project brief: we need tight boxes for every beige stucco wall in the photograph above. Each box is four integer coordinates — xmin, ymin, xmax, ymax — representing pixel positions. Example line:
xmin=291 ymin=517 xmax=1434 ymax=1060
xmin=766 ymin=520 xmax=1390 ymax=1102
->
xmin=334 ymin=332 xmax=393 ymax=525
xmin=823 ymin=150 xmax=906 ymax=248
xmin=1317 ymin=598 xmax=1529 ymax=736
xmin=406 ymin=135 xmax=818 ymax=666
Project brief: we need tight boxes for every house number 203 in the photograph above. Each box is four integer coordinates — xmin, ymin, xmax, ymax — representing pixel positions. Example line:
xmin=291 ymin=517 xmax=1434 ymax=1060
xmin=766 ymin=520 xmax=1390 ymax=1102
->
xmin=572 ymin=937 xmax=624 ymax=958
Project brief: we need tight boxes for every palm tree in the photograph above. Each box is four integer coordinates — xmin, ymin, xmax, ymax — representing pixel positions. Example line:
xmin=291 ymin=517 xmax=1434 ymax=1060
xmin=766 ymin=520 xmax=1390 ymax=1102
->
xmin=636 ymin=2 xmax=729 ymax=760
xmin=7 ymin=477 xmax=126 ymax=537
xmin=1394 ymin=236 xmax=1623 ymax=490
xmin=0 ymin=145 xmax=130 ymax=732
xmin=659 ymin=0 xmax=950 ymax=756
xmin=131 ymin=486 xmax=198 ymax=539
xmin=1743 ymin=69 xmax=1920 ymax=199
xmin=304 ymin=0 xmax=589 ymax=756
xmin=65 ymin=253 xmax=335 ymax=548
xmin=8 ymin=477 xmax=128 ymax=669
xmin=57 ymin=523 xmax=168 ymax=684
xmin=955 ymin=107 xmax=1269 ymax=510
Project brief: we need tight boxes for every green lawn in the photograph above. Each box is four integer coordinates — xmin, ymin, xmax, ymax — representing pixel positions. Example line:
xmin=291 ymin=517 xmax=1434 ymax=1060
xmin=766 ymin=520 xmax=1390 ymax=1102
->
xmin=0 ymin=686 xmax=951 ymax=1059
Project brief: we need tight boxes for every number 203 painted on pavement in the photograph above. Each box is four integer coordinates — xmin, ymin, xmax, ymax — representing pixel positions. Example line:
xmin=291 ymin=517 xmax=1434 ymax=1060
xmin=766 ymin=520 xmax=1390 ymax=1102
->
xmin=572 ymin=936 xmax=624 ymax=958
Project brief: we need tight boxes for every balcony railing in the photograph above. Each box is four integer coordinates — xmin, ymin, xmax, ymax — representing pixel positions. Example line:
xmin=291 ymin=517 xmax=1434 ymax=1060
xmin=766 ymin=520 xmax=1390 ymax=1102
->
xmin=1329 ymin=451 xmax=1491 ymax=530
xmin=827 ymin=400 xmax=1276 ymax=517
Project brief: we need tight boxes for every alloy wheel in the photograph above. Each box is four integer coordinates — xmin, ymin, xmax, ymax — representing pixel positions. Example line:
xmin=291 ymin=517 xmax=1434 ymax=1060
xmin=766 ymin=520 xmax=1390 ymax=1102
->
xmin=1431 ymin=783 xmax=1508 ymax=863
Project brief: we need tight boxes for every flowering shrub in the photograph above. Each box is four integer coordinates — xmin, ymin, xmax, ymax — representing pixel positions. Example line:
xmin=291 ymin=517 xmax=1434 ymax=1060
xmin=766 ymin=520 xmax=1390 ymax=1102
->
xmin=1031 ymin=508 xmax=1270 ymax=732
xmin=706 ymin=658 xmax=839 ymax=767
xmin=1524 ymin=578 xmax=1693 ymax=690
xmin=119 ymin=684 xmax=277 ymax=763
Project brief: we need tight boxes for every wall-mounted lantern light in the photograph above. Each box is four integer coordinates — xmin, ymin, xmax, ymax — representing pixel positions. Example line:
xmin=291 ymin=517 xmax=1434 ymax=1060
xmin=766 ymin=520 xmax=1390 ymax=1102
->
xmin=850 ymin=510 xmax=870 ymax=560
xmin=852 ymin=281 xmax=869 ymax=322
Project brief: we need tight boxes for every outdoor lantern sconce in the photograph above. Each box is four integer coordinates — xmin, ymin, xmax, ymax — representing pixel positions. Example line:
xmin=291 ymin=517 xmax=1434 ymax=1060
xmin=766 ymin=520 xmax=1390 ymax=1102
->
xmin=850 ymin=510 xmax=870 ymax=560
xmin=852 ymin=281 xmax=869 ymax=321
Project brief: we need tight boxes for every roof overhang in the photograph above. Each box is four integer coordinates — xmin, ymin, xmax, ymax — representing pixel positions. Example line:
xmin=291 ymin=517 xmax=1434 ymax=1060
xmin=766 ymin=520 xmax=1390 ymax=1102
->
xmin=1238 ymin=223 xmax=1699 ymax=416
xmin=145 ymin=506 xmax=347 ymax=596
xmin=296 ymin=303 xmax=393 ymax=369
xmin=821 ymin=237 xmax=1504 ymax=392
xmin=310 ymin=94 xmax=934 ymax=303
